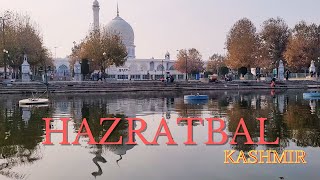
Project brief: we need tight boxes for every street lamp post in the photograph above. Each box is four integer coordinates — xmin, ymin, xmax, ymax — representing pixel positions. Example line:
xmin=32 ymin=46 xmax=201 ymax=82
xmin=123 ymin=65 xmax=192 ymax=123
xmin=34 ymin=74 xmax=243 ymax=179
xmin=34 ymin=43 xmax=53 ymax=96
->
xmin=54 ymin=47 xmax=58 ymax=59
xmin=185 ymin=56 xmax=188 ymax=82
xmin=161 ymin=59 xmax=164 ymax=78
xmin=3 ymin=49 xmax=8 ymax=79
xmin=1 ymin=16 xmax=9 ymax=79
xmin=44 ymin=63 xmax=49 ymax=95
xmin=317 ymin=57 xmax=320 ymax=77
xmin=103 ymin=52 xmax=107 ymax=79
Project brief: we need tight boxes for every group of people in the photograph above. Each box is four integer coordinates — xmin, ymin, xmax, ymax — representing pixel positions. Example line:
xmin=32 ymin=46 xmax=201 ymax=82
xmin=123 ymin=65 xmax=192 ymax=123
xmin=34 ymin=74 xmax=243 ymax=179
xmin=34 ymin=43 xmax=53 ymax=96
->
xmin=161 ymin=75 xmax=175 ymax=83
xmin=310 ymin=71 xmax=317 ymax=77
xmin=270 ymin=69 xmax=290 ymax=88
xmin=224 ymin=74 xmax=232 ymax=81
xmin=91 ymin=71 xmax=107 ymax=81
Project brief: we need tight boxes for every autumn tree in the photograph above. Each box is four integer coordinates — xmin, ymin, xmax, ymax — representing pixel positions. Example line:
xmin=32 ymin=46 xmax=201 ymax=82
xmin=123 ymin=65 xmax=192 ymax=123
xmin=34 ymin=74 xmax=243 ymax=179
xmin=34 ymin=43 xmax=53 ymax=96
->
xmin=259 ymin=17 xmax=290 ymax=68
xmin=174 ymin=48 xmax=204 ymax=75
xmin=225 ymin=18 xmax=260 ymax=72
xmin=255 ymin=40 xmax=273 ymax=71
xmin=206 ymin=54 xmax=228 ymax=75
xmin=0 ymin=11 xmax=52 ymax=76
xmin=284 ymin=21 xmax=320 ymax=71
xmin=70 ymin=27 xmax=127 ymax=73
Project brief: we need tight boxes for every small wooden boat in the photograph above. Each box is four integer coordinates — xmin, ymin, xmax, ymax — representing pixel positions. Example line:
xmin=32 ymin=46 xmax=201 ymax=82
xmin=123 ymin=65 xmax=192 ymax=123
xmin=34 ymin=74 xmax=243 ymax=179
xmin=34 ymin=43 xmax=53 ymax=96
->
xmin=19 ymin=98 xmax=49 ymax=106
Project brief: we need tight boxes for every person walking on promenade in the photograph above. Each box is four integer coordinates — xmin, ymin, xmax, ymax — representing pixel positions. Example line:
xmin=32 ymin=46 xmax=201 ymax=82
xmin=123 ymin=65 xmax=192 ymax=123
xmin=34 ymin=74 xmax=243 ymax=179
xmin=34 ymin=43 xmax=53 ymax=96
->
xmin=98 ymin=71 xmax=102 ymax=81
xmin=285 ymin=70 xmax=290 ymax=81
xmin=271 ymin=77 xmax=276 ymax=88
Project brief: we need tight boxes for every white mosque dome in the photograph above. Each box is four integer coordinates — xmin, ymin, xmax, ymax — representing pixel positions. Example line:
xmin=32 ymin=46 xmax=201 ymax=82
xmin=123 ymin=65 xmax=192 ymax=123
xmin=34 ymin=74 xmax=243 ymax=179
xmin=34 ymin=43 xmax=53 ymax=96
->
xmin=106 ymin=15 xmax=135 ymax=46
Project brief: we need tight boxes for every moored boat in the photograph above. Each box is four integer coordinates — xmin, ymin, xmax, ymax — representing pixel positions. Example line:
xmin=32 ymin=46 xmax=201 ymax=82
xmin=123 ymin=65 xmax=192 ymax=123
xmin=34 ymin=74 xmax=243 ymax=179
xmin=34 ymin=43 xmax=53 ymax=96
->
xmin=19 ymin=98 xmax=49 ymax=106
xmin=184 ymin=93 xmax=209 ymax=104
xmin=303 ymin=92 xmax=320 ymax=97
xmin=303 ymin=91 xmax=320 ymax=100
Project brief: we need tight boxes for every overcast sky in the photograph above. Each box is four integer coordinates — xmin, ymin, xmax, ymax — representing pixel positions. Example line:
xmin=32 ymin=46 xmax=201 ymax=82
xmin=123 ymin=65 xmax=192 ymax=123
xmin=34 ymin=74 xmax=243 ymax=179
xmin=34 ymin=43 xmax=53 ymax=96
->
xmin=1 ymin=0 xmax=320 ymax=60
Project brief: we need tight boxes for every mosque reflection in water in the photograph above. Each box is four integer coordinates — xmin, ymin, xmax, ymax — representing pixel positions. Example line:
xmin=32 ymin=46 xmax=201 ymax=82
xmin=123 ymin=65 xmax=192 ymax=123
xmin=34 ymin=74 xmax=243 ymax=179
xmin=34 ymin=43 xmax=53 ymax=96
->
xmin=0 ymin=90 xmax=319 ymax=179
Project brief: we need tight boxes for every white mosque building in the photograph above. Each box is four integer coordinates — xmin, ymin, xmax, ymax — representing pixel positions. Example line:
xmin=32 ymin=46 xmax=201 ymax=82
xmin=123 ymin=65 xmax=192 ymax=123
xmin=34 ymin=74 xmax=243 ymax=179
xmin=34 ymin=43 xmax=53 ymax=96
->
xmin=91 ymin=0 xmax=185 ymax=81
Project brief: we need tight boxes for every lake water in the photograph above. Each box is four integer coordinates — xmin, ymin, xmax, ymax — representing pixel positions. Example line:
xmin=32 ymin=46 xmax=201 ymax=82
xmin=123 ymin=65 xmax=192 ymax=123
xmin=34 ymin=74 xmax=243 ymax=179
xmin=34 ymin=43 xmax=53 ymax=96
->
xmin=0 ymin=90 xmax=319 ymax=180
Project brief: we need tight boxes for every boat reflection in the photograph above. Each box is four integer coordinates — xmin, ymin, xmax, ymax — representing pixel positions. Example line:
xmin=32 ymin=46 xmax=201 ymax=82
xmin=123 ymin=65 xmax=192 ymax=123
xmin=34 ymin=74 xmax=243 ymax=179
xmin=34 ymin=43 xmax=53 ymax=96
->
xmin=184 ymin=99 xmax=209 ymax=105
xmin=19 ymin=104 xmax=49 ymax=108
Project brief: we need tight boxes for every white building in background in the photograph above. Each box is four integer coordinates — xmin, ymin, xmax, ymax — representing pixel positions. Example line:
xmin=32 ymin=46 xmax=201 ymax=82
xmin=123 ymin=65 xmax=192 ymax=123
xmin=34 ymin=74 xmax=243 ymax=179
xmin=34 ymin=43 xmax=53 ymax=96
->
xmin=54 ymin=58 xmax=71 ymax=80
xmin=91 ymin=0 xmax=185 ymax=81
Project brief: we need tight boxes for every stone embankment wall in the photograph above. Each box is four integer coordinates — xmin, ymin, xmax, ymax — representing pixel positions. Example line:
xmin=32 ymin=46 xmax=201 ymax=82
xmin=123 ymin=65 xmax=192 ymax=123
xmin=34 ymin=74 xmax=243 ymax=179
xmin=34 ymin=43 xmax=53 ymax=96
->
xmin=0 ymin=80 xmax=319 ymax=94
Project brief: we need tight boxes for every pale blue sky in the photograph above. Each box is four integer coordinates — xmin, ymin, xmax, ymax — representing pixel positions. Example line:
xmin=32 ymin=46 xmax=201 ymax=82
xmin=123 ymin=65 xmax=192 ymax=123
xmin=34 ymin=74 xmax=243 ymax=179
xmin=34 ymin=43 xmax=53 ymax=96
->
xmin=1 ymin=0 xmax=320 ymax=60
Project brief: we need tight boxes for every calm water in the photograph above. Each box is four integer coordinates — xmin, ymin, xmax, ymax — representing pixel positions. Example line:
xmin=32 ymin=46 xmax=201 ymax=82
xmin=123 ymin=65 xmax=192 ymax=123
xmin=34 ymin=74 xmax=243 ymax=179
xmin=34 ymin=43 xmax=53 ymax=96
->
xmin=0 ymin=90 xmax=319 ymax=180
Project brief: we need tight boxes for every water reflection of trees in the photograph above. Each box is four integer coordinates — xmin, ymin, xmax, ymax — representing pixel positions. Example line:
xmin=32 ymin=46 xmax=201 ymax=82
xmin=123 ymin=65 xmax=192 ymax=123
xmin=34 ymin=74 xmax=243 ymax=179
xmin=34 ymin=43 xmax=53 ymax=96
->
xmin=61 ymin=91 xmax=320 ymax=157
xmin=0 ymin=104 xmax=52 ymax=179
xmin=227 ymin=94 xmax=263 ymax=152
xmin=1 ymin=91 xmax=318 ymax=178
xmin=224 ymin=91 xmax=320 ymax=153
xmin=284 ymin=97 xmax=320 ymax=147
xmin=175 ymin=98 xmax=205 ymax=119
xmin=225 ymin=92 xmax=290 ymax=153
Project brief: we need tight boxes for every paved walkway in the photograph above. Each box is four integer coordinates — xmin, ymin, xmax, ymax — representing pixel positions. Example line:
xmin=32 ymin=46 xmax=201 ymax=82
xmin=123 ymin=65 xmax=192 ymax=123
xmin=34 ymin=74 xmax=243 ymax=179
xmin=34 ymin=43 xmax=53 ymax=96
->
xmin=1 ymin=79 xmax=319 ymax=94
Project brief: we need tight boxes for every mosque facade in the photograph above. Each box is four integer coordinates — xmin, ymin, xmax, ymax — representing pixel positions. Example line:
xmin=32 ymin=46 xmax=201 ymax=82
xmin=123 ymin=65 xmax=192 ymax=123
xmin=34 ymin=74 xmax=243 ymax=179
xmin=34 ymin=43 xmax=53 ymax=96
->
xmin=92 ymin=0 xmax=185 ymax=81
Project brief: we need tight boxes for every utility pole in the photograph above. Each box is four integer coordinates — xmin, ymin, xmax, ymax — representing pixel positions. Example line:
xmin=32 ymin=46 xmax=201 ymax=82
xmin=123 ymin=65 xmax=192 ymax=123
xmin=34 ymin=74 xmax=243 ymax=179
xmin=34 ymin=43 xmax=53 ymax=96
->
xmin=44 ymin=62 xmax=49 ymax=97
xmin=185 ymin=56 xmax=188 ymax=82
xmin=54 ymin=46 xmax=58 ymax=59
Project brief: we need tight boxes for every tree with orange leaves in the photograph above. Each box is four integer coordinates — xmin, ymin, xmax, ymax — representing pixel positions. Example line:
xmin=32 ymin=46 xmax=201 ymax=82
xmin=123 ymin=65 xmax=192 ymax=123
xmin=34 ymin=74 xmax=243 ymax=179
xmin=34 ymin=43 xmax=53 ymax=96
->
xmin=284 ymin=21 xmax=320 ymax=72
xmin=225 ymin=18 xmax=260 ymax=71
xmin=174 ymin=48 xmax=204 ymax=75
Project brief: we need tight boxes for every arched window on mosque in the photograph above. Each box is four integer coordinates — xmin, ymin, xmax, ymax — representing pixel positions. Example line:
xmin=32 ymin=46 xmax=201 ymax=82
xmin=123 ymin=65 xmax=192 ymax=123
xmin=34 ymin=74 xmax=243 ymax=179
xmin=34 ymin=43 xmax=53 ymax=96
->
xmin=57 ymin=64 xmax=69 ymax=76
xmin=150 ymin=61 xmax=154 ymax=71
xmin=157 ymin=64 xmax=164 ymax=71
xmin=169 ymin=65 xmax=175 ymax=70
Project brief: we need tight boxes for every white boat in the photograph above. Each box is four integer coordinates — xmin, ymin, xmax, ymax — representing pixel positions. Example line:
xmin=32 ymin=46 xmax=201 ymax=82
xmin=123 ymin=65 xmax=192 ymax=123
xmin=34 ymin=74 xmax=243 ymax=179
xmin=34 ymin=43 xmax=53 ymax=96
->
xmin=19 ymin=98 xmax=49 ymax=105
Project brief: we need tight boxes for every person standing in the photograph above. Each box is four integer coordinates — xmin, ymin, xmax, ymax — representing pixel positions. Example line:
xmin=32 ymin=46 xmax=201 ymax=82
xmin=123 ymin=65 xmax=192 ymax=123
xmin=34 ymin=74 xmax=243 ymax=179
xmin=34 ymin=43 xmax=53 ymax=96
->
xmin=285 ymin=70 xmax=290 ymax=81
xmin=98 ymin=71 xmax=102 ymax=81
xmin=273 ymin=68 xmax=277 ymax=78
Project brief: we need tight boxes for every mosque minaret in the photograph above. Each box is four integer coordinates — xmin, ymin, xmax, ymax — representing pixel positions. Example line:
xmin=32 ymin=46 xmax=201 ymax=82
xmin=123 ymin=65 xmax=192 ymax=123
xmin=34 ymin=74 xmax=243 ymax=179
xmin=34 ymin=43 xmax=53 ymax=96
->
xmin=92 ymin=0 xmax=100 ymax=30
